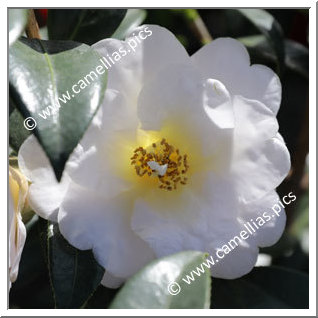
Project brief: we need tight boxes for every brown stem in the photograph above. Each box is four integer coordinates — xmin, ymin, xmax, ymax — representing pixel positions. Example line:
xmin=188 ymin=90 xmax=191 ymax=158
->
xmin=190 ymin=14 xmax=213 ymax=44
xmin=175 ymin=9 xmax=212 ymax=45
xmin=25 ymin=9 xmax=41 ymax=39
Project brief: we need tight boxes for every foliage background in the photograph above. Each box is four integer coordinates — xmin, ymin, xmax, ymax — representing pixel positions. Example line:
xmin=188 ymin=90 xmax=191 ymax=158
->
xmin=9 ymin=8 xmax=309 ymax=309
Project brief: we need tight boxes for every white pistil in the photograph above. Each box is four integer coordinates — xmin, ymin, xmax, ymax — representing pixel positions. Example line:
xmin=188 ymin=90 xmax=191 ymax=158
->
xmin=147 ymin=161 xmax=168 ymax=176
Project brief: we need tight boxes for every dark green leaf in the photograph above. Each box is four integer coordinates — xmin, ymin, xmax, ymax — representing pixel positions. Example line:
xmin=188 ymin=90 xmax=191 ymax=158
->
xmin=270 ymin=243 xmax=309 ymax=273
xmin=9 ymin=106 xmax=31 ymax=152
xmin=260 ymin=231 xmax=297 ymax=259
xmin=112 ymin=9 xmax=147 ymax=40
xmin=9 ymin=9 xmax=28 ymax=46
xmin=9 ymin=215 xmax=54 ymax=309
xmin=284 ymin=39 xmax=309 ymax=79
xmin=211 ymin=266 xmax=309 ymax=309
xmin=84 ymin=285 xmax=119 ymax=309
xmin=9 ymin=38 xmax=107 ymax=181
xmin=110 ymin=251 xmax=211 ymax=309
xmin=238 ymin=35 xmax=308 ymax=79
xmin=47 ymin=9 xmax=126 ymax=44
xmin=237 ymin=9 xmax=285 ymax=74
xmin=47 ymin=222 xmax=105 ymax=309
xmin=9 ymin=147 xmax=17 ymax=157
xmin=290 ymin=190 xmax=309 ymax=242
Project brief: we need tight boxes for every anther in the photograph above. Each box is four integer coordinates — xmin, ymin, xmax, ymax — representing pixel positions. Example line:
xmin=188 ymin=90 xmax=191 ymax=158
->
xmin=131 ymin=138 xmax=189 ymax=191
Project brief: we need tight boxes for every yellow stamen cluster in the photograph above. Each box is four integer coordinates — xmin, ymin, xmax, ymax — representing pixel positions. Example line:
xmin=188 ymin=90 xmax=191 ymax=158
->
xmin=130 ymin=138 xmax=189 ymax=191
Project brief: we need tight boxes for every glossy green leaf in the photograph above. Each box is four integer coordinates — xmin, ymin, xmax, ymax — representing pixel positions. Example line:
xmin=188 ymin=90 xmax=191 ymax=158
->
xmin=211 ymin=266 xmax=309 ymax=309
xmin=9 ymin=9 xmax=28 ymax=46
xmin=110 ymin=251 xmax=211 ymax=309
xmin=237 ymin=9 xmax=285 ymax=74
xmin=112 ymin=9 xmax=147 ymax=39
xmin=238 ymin=34 xmax=266 ymax=48
xmin=47 ymin=9 xmax=126 ymax=44
xmin=9 ymin=38 xmax=107 ymax=181
xmin=47 ymin=222 xmax=105 ymax=309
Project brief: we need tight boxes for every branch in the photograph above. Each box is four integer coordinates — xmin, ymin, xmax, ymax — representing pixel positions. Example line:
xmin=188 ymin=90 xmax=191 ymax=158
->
xmin=25 ymin=9 xmax=41 ymax=39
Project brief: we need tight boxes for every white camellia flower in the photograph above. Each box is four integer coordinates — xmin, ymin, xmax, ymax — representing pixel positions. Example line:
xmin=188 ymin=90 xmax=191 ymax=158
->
xmin=18 ymin=25 xmax=290 ymax=288
xmin=9 ymin=166 xmax=28 ymax=288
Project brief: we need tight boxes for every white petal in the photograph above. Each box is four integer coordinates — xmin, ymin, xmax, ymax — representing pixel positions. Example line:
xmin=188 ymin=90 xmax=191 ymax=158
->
xmin=233 ymin=95 xmax=279 ymax=145
xmin=203 ymin=79 xmax=234 ymax=129
xmin=131 ymin=173 xmax=238 ymax=258
xmin=69 ymin=146 xmax=131 ymax=199
xmin=232 ymin=134 xmax=291 ymax=203
xmin=131 ymin=194 xmax=207 ymax=258
xmin=99 ymin=89 xmax=139 ymax=134
xmin=101 ymin=272 xmax=125 ymax=289
xmin=137 ymin=63 xmax=234 ymax=168
xmin=255 ymin=254 xmax=272 ymax=266
xmin=207 ymin=242 xmax=259 ymax=279
xmin=9 ymin=192 xmax=26 ymax=285
xmin=58 ymin=183 xmax=155 ymax=279
xmin=18 ymin=135 xmax=82 ymax=221
xmin=207 ymin=191 xmax=286 ymax=279
xmin=131 ymin=171 xmax=283 ymax=279
xmin=69 ymin=90 xmax=140 ymax=197
xmin=229 ymin=95 xmax=289 ymax=202
xmin=238 ymin=191 xmax=286 ymax=248
xmin=137 ymin=62 xmax=204 ymax=130
xmin=27 ymin=181 xmax=69 ymax=221
xmin=191 ymin=38 xmax=281 ymax=114
xmin=18 ymin=135 xmax=56 ymax=183
xmin=9 ymin=214 xmax=26 ymax=284
xmin=93 ymin=25 xmax=190 ymax=101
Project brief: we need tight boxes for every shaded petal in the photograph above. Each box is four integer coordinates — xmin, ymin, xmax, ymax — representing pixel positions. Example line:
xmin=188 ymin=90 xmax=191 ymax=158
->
xmin=131 ymin=172 xmax=239 ymax=258
xmin=232 ymin=134 xmax=291 ymax=203
xmin=203 ymin=79 xmax=234 ymax=129
xmin=233 ymin=95 xmax=279 ymax=146
xmin=207 ymin=191 xmax=286 ymax=279
xmin=137 ymin=63 xmax=204 ymax=130
xmin=69 ymin=146 xmax=132 ymax=200
xmin=58 ymin=183 xmax=155 ymax=279
xmin=69 ymin=91 xmax=139 ymax=197
xmin=137 ymin=63 xmax=234 ymax=169
xmin=207 ymin=241 xmax=259 ymax=279
xmin=93 ymin=25 xmax=190 ymax=102
xmin=137 ymin=63 xmax=234 ymax=130
xmin=191 ymin=38 xmax=281 ymax=114
xmin=18 ymin=135 xmax=57 ymax=183
xmin=18 ymin=135 xmax=83 ymax=221
xmin=9 ymin=191 xmax=26 ymax=285
xmin=27 ymin=181 xmax=69 ymax=221
xmin=101 ymin=272 xmax=125 ymax=289
xmin=238 ymin=190 xmax=286 ymax=248
xmin=99 ymin=89 xmax=139 ymax=134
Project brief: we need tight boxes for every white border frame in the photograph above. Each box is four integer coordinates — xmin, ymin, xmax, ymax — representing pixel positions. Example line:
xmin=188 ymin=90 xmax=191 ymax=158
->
xmin=2 ymin=1 xmax=316 ymax=316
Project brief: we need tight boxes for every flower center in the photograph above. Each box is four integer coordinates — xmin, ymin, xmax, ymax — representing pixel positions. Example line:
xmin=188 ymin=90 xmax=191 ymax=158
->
xmin=130 ymin=138 xmax=189 ymax=191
